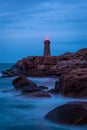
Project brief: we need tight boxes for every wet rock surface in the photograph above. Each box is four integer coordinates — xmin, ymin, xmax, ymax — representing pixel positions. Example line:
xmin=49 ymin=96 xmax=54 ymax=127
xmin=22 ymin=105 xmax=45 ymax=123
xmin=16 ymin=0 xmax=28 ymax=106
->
xmin=61 ymin=68 xmax=87 ymax=98
xmin=12 ymin=76 xmax=51 ymax=97
xmin=12 ymin=76 xmax=40 ymax=92
xmin=45 ymin=101 xmax=87 ymax=125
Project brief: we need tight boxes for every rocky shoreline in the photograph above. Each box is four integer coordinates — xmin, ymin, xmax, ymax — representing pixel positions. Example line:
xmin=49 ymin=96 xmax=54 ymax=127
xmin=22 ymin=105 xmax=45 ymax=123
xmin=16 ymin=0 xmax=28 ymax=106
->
xmin=1 ymin=48 xmax=87 ymax=125
xmin=1 ymin=48 xmax=87 ymax=98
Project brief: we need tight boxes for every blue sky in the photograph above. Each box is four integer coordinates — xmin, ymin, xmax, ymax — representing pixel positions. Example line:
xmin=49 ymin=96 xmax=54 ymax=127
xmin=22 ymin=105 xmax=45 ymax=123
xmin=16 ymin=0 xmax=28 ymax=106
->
xmin=0 ymin=0 xmax=87 ymax=63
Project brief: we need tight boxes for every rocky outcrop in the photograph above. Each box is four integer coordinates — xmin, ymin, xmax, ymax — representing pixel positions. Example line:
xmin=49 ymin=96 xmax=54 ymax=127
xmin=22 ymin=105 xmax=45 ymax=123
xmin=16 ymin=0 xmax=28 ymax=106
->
xmin=2 ymin=48 xmax=87 ymax=78
xmin=45 ymin=101 xmax=87 ymax=125
xmin=1 ymin=48 xmax=87 ymax=98
xmin=12 ymin=76 xmax=40 ymax=92
xmin=2 ymin=56 xmax=60 ymax=77
xmin=12 ymin=76 xmax=51 ymax=97
xmin=61 ymin=68 xmax=87 ymax=98
xmin=50 ymin=48 xmax=87 ymax=98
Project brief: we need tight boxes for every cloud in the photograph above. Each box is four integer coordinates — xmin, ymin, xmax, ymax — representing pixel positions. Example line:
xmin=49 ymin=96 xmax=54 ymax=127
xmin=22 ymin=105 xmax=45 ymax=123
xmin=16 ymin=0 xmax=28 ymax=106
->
xmin=0 ymin=0 xmax=87 ymax=62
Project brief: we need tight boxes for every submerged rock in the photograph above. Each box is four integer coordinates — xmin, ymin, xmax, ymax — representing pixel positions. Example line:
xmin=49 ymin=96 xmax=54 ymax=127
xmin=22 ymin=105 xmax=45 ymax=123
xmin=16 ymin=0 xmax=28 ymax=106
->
xmin=38 ymin=86 xmax=48 ymax=90
xmin=25 ymin=91 xmax=51 ymax=97
xmin=48 ymin=88 xmax=59 ymax=94
xmin=45 ymin=101 xmax=87 ymax=125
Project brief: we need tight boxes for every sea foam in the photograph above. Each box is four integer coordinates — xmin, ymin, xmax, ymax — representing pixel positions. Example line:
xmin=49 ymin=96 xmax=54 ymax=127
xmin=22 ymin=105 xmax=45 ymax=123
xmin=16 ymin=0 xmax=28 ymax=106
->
xmin=0 ymin=73 xmax=3 ymax=77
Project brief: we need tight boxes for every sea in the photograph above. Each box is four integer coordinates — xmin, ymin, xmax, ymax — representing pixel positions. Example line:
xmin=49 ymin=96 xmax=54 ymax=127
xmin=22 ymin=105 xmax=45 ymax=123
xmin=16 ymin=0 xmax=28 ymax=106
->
xmin=0 ymin=63 xmax=87 ymax=130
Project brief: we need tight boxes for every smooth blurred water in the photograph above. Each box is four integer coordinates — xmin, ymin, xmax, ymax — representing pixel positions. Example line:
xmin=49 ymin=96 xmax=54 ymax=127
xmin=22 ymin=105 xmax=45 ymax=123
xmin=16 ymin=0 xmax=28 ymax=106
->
xmin=0 ymin=64 xmax=87 ymax=130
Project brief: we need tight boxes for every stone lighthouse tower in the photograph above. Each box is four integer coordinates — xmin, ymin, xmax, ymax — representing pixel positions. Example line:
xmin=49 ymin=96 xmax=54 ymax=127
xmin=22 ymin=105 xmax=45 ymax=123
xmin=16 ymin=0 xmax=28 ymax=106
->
xmin=44 ymin=38 xmax=51 ymax=56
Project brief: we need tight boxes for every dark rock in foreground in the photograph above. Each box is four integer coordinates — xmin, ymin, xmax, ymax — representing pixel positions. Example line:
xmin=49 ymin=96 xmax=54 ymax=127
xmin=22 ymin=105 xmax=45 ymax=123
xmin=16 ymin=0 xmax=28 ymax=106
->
xmin=12 ymin=76 xmax=51 ymax=97
xmin=45 ymin=102 xmax=87 ymax=125
xmin=12 ymin=76 xmax=40 ymax=92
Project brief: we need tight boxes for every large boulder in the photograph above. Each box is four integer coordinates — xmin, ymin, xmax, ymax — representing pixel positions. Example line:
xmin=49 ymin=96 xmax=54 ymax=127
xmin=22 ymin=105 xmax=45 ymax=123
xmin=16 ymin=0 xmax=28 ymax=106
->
xmin=12 ymin=76 xmax=41 ymax=92
xmin=61 ymin=68 xmax=87 ymax=98
xmin=45 ymin=102 xmax=87 ymax=125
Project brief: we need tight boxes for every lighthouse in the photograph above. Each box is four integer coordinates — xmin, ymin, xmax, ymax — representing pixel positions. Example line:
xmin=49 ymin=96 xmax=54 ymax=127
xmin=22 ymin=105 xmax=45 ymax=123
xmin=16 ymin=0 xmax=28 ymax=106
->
xmin=44 ymin=38 xmax=51 ymax=56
